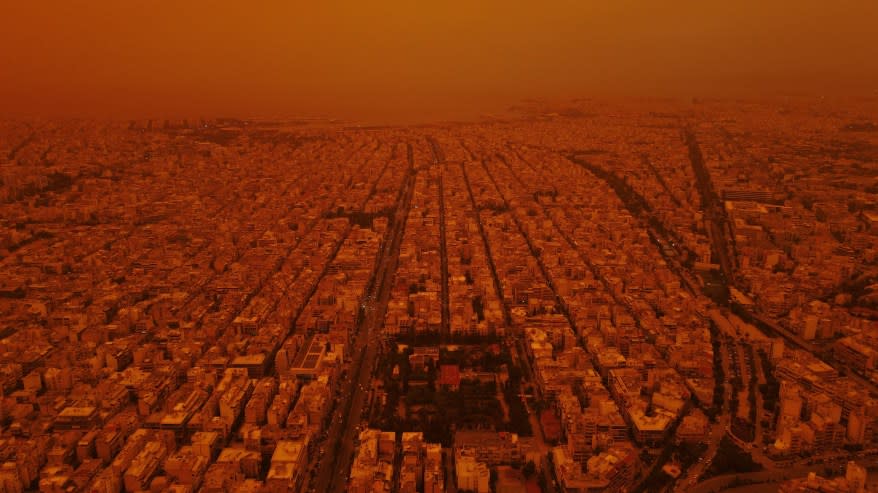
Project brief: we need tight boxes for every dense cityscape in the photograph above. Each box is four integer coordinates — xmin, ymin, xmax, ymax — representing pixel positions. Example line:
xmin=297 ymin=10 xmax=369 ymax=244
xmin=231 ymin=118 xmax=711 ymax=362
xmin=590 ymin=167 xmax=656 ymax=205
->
xmin=1 ymin=97 xmax=878 ymax=493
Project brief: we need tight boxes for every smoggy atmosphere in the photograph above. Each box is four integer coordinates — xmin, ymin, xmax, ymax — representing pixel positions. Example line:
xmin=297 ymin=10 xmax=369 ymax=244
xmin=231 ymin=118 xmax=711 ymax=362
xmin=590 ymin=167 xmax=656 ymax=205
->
xmin=1 ymin=1 xmax=877 ymax=121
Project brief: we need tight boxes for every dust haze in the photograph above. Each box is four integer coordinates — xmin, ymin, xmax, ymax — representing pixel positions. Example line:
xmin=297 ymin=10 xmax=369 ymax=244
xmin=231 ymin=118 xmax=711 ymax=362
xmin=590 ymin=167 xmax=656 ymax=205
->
xmin=1 ymin=1 xmax=876 ymax=122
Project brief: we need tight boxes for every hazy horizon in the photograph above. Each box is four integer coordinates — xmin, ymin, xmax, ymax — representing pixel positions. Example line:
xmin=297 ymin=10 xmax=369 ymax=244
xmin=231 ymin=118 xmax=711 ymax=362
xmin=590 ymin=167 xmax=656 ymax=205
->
xmin=2 ymin=1 xmax=877 ymax=123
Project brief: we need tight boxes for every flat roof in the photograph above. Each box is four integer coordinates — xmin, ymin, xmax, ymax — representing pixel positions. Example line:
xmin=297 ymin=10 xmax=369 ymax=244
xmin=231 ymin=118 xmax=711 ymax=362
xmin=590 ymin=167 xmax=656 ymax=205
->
xmin=231 ymin=354 xmax=266 ymax=365
xmin=58 ymin=406 xmax=97 ymax=417
xmin=272 ymin=440 xmax=304 ymax=463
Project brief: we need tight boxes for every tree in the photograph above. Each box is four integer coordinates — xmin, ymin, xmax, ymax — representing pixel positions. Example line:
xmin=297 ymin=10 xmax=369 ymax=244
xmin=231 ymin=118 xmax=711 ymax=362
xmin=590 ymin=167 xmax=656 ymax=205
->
xmin=801 ymin=195 xmax=815 ymax=210
xmin=537 ymin=471 xmax=548 ymax=492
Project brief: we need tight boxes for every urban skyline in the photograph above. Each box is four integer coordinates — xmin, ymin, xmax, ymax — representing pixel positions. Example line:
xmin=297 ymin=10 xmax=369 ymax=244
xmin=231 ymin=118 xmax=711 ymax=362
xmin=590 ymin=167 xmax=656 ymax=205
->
xmin=2 ymin=97 xmax=878 ymax=492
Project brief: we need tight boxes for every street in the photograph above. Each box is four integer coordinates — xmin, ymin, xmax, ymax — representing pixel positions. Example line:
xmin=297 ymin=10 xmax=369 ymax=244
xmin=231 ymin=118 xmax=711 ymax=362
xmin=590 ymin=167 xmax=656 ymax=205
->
xmin=308 ymin=163 xmax=416 ymax=493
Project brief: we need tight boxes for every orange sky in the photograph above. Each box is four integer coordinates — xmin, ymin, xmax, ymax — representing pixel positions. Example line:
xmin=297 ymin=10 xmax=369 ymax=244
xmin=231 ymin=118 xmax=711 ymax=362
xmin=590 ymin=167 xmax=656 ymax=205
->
xmin=1 ymin=1 xmax=876 ymax=122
